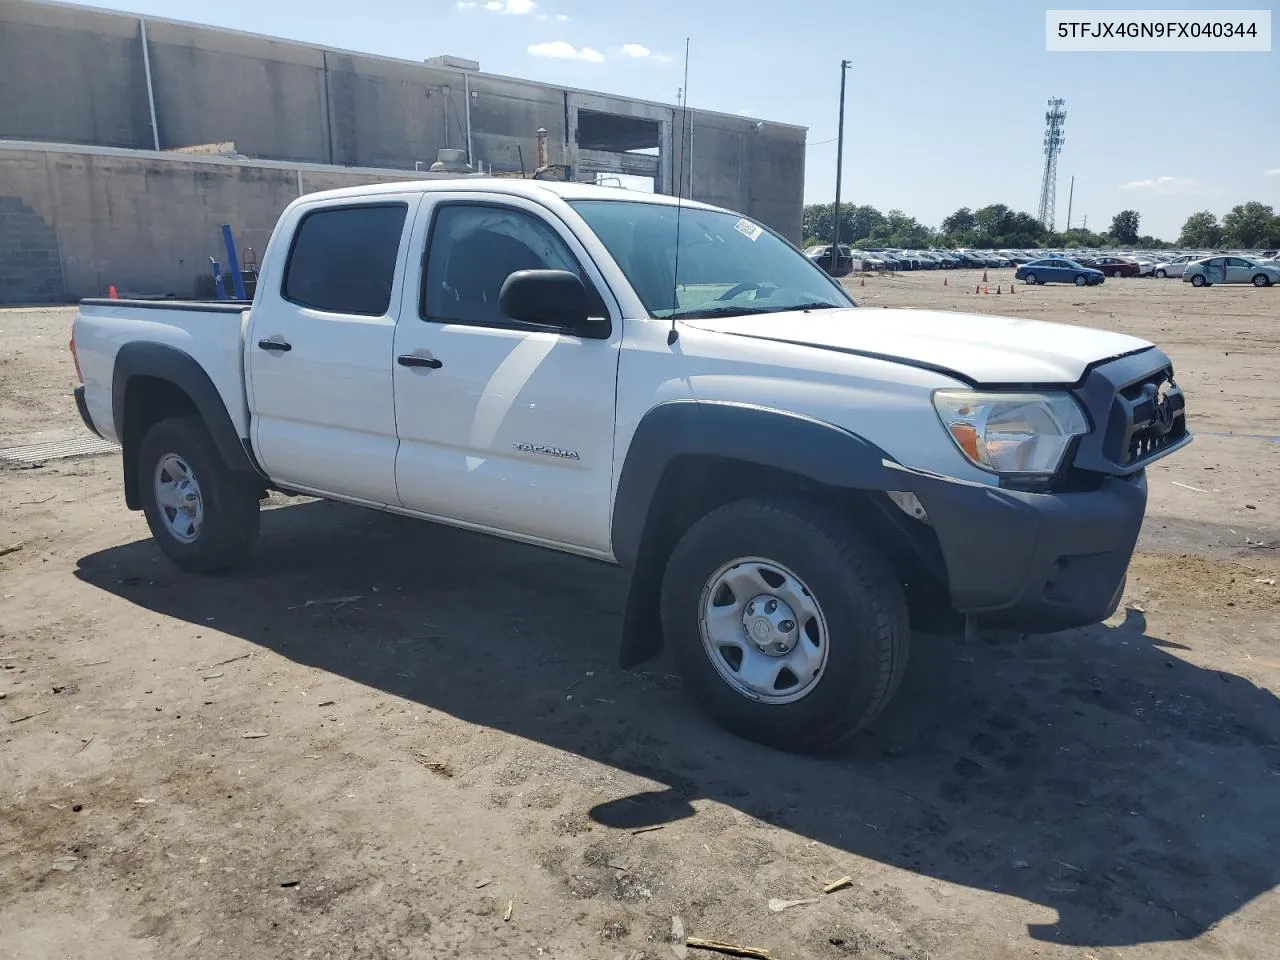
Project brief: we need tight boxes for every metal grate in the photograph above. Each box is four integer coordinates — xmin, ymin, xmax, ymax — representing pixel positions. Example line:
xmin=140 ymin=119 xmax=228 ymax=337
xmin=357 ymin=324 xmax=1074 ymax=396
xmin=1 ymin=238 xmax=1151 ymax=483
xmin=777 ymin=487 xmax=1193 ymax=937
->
xmin=0 ymin=435 xmax=118 ymax=466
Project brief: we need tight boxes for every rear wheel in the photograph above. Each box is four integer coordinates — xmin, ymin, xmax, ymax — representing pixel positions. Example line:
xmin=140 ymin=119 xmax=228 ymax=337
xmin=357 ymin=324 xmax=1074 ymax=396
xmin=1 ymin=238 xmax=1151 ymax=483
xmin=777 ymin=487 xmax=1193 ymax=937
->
xmin=139 ymin=416 xmax=260 ymax=574
xmin=1253 ymin=274 xmax=1271 ymax=287
xmin=1191 ymin=274 xmax=1207 ymax=287
xmin=660 ymin=497 xmax=910 ymax=753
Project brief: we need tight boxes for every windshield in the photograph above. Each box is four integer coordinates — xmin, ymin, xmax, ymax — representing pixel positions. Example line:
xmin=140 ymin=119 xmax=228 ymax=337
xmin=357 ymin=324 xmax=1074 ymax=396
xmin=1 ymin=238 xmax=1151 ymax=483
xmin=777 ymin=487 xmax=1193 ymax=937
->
xmin=569 ymin=200 xmax=854 ymax=319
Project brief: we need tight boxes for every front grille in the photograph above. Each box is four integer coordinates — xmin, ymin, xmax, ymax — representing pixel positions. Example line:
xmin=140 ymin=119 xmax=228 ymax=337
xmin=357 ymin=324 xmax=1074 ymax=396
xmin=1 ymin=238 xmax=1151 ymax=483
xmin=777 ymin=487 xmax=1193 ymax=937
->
xmin=1070 ymin=349 xmax=1191 ymax=477
xmin=1119 ymin=369 xmax=1187 ymax=466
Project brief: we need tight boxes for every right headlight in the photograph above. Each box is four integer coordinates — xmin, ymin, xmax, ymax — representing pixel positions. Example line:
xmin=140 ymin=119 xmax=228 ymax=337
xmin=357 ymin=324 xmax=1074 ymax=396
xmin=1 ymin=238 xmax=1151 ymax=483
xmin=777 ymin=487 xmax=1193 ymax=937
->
xmin=932 ymin=390 xmax=1089 ymax=477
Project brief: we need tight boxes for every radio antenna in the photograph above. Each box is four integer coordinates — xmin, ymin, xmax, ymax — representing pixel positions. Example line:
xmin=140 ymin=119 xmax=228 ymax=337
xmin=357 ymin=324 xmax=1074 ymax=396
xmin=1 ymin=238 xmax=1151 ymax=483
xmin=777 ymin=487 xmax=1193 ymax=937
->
xmin=667 ymin=37 xmax=691 ymax=346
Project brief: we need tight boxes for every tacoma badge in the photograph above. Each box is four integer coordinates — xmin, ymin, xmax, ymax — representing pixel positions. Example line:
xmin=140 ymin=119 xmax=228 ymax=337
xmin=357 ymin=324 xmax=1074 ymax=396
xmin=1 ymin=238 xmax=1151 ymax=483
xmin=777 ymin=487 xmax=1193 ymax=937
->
xmin=513 ymin=441 xmax=581 ymax=461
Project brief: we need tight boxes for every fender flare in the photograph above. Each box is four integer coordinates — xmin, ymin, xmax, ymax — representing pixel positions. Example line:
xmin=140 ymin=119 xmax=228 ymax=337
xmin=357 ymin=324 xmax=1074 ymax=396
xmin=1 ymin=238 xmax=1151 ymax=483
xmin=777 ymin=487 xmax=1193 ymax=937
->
xmin=611 ymin=400 xmax=899 ymax=567
xmin=112 ymin=341 xmax=259 ymax=509
xmin=611 ymin=400 xmax=901 ymax=668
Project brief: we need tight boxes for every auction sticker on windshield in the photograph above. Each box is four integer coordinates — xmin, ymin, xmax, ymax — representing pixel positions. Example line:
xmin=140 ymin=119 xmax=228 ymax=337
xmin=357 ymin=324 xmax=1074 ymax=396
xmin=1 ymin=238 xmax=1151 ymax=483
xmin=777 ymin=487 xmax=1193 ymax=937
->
xmin=734 ymin=219 xmax=764 ymax=241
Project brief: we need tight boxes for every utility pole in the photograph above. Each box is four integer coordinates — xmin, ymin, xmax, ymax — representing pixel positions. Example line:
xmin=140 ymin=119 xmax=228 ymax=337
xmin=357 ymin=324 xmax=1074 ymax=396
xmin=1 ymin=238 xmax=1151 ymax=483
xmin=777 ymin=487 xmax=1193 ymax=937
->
xmin=1065 ymin=175 xmax=1075 ymax=232
xmin=832 ymin=59 xmax=851 ymax=267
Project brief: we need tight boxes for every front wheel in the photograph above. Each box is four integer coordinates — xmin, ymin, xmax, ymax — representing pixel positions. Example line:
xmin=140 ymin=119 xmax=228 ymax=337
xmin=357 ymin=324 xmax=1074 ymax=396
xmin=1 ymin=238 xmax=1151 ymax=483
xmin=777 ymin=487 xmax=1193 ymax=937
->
xmin=1074 ymin=275 xmax=1088 ymax=286
xmin=1191 ymin=274 xmax=1207 ymax=287
xmin=1023 ymin=272 xmax=1037 ymax=285
xmin=139 ymin=416 xmax=261 ymax=574
xmin=1253 ymin=274 xmax=1272 ymax=287
xmin=1154 ymin=269 xmax=1167 ymax=278
xmin=661 ymin=497 xmax=910 ymax=753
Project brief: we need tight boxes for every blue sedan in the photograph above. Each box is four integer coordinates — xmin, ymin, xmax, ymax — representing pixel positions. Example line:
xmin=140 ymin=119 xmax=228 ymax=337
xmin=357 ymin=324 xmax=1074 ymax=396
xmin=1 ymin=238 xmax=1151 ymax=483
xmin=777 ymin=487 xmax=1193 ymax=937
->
xmin=1015 ymin=258 xmax=1105 ymax=286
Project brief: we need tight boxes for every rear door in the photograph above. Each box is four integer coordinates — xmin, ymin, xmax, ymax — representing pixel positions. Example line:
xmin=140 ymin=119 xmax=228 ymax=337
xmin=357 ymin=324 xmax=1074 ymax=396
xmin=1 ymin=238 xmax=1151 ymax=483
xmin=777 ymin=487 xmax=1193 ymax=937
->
xmin=247 ymin=195 xmax=421 ymax=504
xmin=390 ymin=193 xmax=622 ymax=555
xmin=1204 ymin=257 xmax=1227 ymax=284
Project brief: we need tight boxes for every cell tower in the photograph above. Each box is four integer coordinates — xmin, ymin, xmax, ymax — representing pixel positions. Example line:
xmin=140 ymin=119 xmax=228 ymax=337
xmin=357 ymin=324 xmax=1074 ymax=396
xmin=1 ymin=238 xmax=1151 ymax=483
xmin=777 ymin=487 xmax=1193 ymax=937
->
xmin=1037 ymin=98 xmax=1066 ymax=231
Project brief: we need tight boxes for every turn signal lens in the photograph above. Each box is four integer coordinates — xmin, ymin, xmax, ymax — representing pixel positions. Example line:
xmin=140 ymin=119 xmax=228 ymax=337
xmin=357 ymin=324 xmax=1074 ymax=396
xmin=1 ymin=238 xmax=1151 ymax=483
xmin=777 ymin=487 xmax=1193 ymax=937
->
xmin=948 ymin=423 xmax=981 ymax=462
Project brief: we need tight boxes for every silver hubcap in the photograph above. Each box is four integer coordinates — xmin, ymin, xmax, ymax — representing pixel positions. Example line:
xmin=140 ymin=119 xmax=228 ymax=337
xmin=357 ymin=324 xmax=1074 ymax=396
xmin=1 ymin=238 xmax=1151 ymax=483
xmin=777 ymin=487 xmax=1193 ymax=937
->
xmin=698 ymin=557 xmax=829 ymax=704
xmin=153 ymin=453 xmax=204 ymax=543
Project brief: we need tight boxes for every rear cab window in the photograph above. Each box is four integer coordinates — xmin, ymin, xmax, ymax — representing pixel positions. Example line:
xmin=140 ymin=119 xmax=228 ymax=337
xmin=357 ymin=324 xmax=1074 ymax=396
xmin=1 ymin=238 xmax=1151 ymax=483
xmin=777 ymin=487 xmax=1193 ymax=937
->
xmin=283 ymin=204 xmax=409 ymax=316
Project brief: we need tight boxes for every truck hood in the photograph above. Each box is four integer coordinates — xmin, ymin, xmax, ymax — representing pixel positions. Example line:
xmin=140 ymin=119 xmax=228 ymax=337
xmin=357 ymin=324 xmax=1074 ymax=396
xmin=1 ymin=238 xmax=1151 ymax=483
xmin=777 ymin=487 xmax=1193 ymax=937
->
xmin=684 ymin=307 xmax=1152 ymax=385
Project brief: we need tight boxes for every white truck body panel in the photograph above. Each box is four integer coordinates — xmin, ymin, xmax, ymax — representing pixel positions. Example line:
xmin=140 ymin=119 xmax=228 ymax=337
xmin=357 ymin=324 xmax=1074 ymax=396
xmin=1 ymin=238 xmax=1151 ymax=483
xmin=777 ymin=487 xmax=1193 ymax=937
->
xmin=244 ymin=191 xmax=424 ymax=505
xmin=684 ymin=308 xmax=1150 ymax=386
xmin=74 ymin=301 xmax=249 ymax=443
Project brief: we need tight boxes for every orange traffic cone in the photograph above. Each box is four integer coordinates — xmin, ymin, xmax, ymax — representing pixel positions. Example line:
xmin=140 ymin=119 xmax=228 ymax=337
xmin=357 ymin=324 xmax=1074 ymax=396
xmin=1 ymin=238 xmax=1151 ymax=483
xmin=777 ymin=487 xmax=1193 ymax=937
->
xmin=860 ymin=275 xmax=865 ymax=287
xmin=108 ymin=285 xmax=118 ymax=299
xmin=975 ymin=284 xmax=981 ymax=294
xmin=943 ymin=276 xmax=948 ymax=286
xmin=1009 ymin=281 xmax=1016 ymax=294
xmin=982 ymin=269 xmax=989 ymax=283
xmin=983 ymin=284 xmax=989 ymax=295
xmin=996 ymin=285 xmax=1002 ymax=295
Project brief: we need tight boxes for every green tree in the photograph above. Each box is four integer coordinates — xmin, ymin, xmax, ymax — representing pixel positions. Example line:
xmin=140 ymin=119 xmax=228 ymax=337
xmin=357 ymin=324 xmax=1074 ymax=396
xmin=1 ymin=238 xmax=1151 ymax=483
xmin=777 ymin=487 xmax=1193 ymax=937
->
xmin=1178 ymin=211 xmax=1221 ymax=247
xmin=1220 ymin=202 xmax=1278 ymax=248
xmin=972 ymin=204 xmax=1012 ymax=240
xmin=800 ymin=203 xmax=887 ymax=246
xmin=941 ymin=207 xmax=976 ymax=238
xmin=1110 ymin=210 xmax=1141 ymax=245
xmin=1046 ymin=228 xmax=1107 ymax=248
xmin=844 ymin=205 xmax=887 ymax=244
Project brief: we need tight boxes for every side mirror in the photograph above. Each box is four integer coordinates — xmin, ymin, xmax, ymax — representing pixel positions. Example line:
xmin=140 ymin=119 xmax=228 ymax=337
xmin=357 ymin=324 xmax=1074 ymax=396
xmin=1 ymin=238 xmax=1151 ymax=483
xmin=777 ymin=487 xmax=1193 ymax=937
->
xmin=499 ymin=269 xmax=595 ymax=330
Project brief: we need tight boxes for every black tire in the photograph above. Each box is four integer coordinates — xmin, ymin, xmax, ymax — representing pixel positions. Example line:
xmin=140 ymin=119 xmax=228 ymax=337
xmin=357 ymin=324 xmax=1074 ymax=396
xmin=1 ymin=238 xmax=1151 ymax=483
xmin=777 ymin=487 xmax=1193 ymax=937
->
xmin=138 ymin=415 xmax=260 ymax=574
xmin=1154 ymin=269 xmax=1167 ymax=278
xmin=660 ymin=497 xmax=910 ymax=753
xmin=1074 ymin=275 xmax=1088 ymax=286
xmin=1191 ymin=274 xmax=1207 ymax=287
xmin=1253 ymin=274 xmax=1271 ymax=287
xmin=1024 ymin=272 xmax=1037 ymax=285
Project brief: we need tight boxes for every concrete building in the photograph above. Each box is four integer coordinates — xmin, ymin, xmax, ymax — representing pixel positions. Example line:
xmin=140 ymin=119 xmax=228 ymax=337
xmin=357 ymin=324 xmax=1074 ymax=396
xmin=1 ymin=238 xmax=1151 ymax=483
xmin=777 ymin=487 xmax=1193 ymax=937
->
xmin=0 ymin=0 xmax=806 ymax=303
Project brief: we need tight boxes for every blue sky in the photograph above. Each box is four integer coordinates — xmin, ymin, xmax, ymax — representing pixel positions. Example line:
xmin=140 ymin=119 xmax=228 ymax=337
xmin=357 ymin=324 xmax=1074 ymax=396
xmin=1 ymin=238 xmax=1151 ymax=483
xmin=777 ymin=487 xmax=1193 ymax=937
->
xmin=89 ymin=0 xmax=1277 ymax=240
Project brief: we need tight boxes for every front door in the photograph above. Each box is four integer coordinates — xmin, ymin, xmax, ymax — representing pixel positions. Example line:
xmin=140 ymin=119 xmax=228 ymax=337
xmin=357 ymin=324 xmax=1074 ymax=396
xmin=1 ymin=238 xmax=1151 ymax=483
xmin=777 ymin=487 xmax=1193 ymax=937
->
xmin=391 ymin=193 xmax=622 ymax=555
xmin=247 ymin=195 xmax=421 ymax=504
xmin=1224 ymin=257 xmax=1254 ymax=283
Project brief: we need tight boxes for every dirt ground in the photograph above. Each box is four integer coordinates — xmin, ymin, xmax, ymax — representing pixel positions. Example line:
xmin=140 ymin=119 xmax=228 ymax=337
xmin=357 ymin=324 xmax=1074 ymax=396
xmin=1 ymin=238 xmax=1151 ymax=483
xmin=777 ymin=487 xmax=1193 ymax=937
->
xmin=2 ymin=272 xmax=1278 ymax=960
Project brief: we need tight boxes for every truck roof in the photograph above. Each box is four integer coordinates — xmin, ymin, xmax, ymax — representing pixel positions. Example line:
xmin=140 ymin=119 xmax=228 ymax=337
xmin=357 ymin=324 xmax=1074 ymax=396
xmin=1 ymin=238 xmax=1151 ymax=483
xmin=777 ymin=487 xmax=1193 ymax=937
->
xmin=294 ymin=177 xmax=726 ymax=214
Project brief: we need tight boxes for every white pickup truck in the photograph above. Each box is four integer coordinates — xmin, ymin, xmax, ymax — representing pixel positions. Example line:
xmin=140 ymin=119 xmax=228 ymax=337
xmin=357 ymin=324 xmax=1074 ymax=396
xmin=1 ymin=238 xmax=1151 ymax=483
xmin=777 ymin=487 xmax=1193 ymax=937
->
xmin=71 ymin=179 xmax=1190 ymax=751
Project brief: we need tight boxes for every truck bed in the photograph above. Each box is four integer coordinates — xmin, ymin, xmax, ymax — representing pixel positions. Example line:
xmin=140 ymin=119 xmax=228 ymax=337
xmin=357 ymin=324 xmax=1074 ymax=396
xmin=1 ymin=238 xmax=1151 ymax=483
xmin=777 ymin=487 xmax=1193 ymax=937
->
xmin=73 ymin=299 xmax=252 ymax=443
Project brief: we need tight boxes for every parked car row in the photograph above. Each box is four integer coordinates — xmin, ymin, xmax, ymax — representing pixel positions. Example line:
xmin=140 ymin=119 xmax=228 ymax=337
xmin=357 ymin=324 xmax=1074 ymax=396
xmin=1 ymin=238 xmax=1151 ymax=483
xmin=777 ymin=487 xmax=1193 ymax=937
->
xmin=803 ymin=242 xmax=1280 ymax=282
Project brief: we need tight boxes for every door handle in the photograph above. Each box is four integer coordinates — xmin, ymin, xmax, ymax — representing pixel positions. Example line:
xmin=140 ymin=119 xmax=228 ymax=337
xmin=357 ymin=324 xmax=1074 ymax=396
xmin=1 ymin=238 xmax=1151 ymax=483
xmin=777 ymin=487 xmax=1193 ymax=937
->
xmin=257 ymin=338 xmax=292 ymax=352
xmin=397 ymin=354 xmax=442 ymax=369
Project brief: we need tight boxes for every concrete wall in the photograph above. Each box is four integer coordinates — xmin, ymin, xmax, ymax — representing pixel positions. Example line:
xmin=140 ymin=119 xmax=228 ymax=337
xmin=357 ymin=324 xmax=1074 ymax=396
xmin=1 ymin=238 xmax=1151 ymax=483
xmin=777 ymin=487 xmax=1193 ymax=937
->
xmin=0 ymin=0 xmax=805 ymax=240
xmin=0 ymin=143 xmax=449 ymax=303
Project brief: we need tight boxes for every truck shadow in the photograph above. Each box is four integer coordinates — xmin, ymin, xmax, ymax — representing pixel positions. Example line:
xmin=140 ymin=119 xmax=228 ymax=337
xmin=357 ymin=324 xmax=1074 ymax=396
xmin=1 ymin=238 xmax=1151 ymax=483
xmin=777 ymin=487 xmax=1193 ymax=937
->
xmin=75 ymin=499 xmax=1279 ymax=949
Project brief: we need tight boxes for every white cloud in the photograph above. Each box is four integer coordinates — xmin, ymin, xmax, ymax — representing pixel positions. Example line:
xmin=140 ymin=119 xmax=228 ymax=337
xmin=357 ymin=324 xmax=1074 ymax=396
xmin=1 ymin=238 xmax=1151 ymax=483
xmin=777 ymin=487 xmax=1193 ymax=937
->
xmin=1265 ymin=168 xmax=1280 ymax=176
xmin=485 ymin=0 xmax=535 ymax=13
xmin=620 ymin=43 xmax=671 ymax=61
xmin=456 ymin=0 xmax=477 ymax=7
xmin=1118 ymin=176 xmax=1203 ymax=194
xmin=528 ymin=41 xmax=604 ymax=62
xmin=556 ymin=13 xmax=570 ymax=20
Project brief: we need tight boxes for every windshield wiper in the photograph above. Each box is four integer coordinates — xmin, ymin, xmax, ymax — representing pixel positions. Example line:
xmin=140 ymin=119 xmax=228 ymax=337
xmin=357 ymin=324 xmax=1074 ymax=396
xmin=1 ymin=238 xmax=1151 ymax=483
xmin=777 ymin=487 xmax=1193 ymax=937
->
xmin=669 ymin=302 xmax=843 ymax=320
